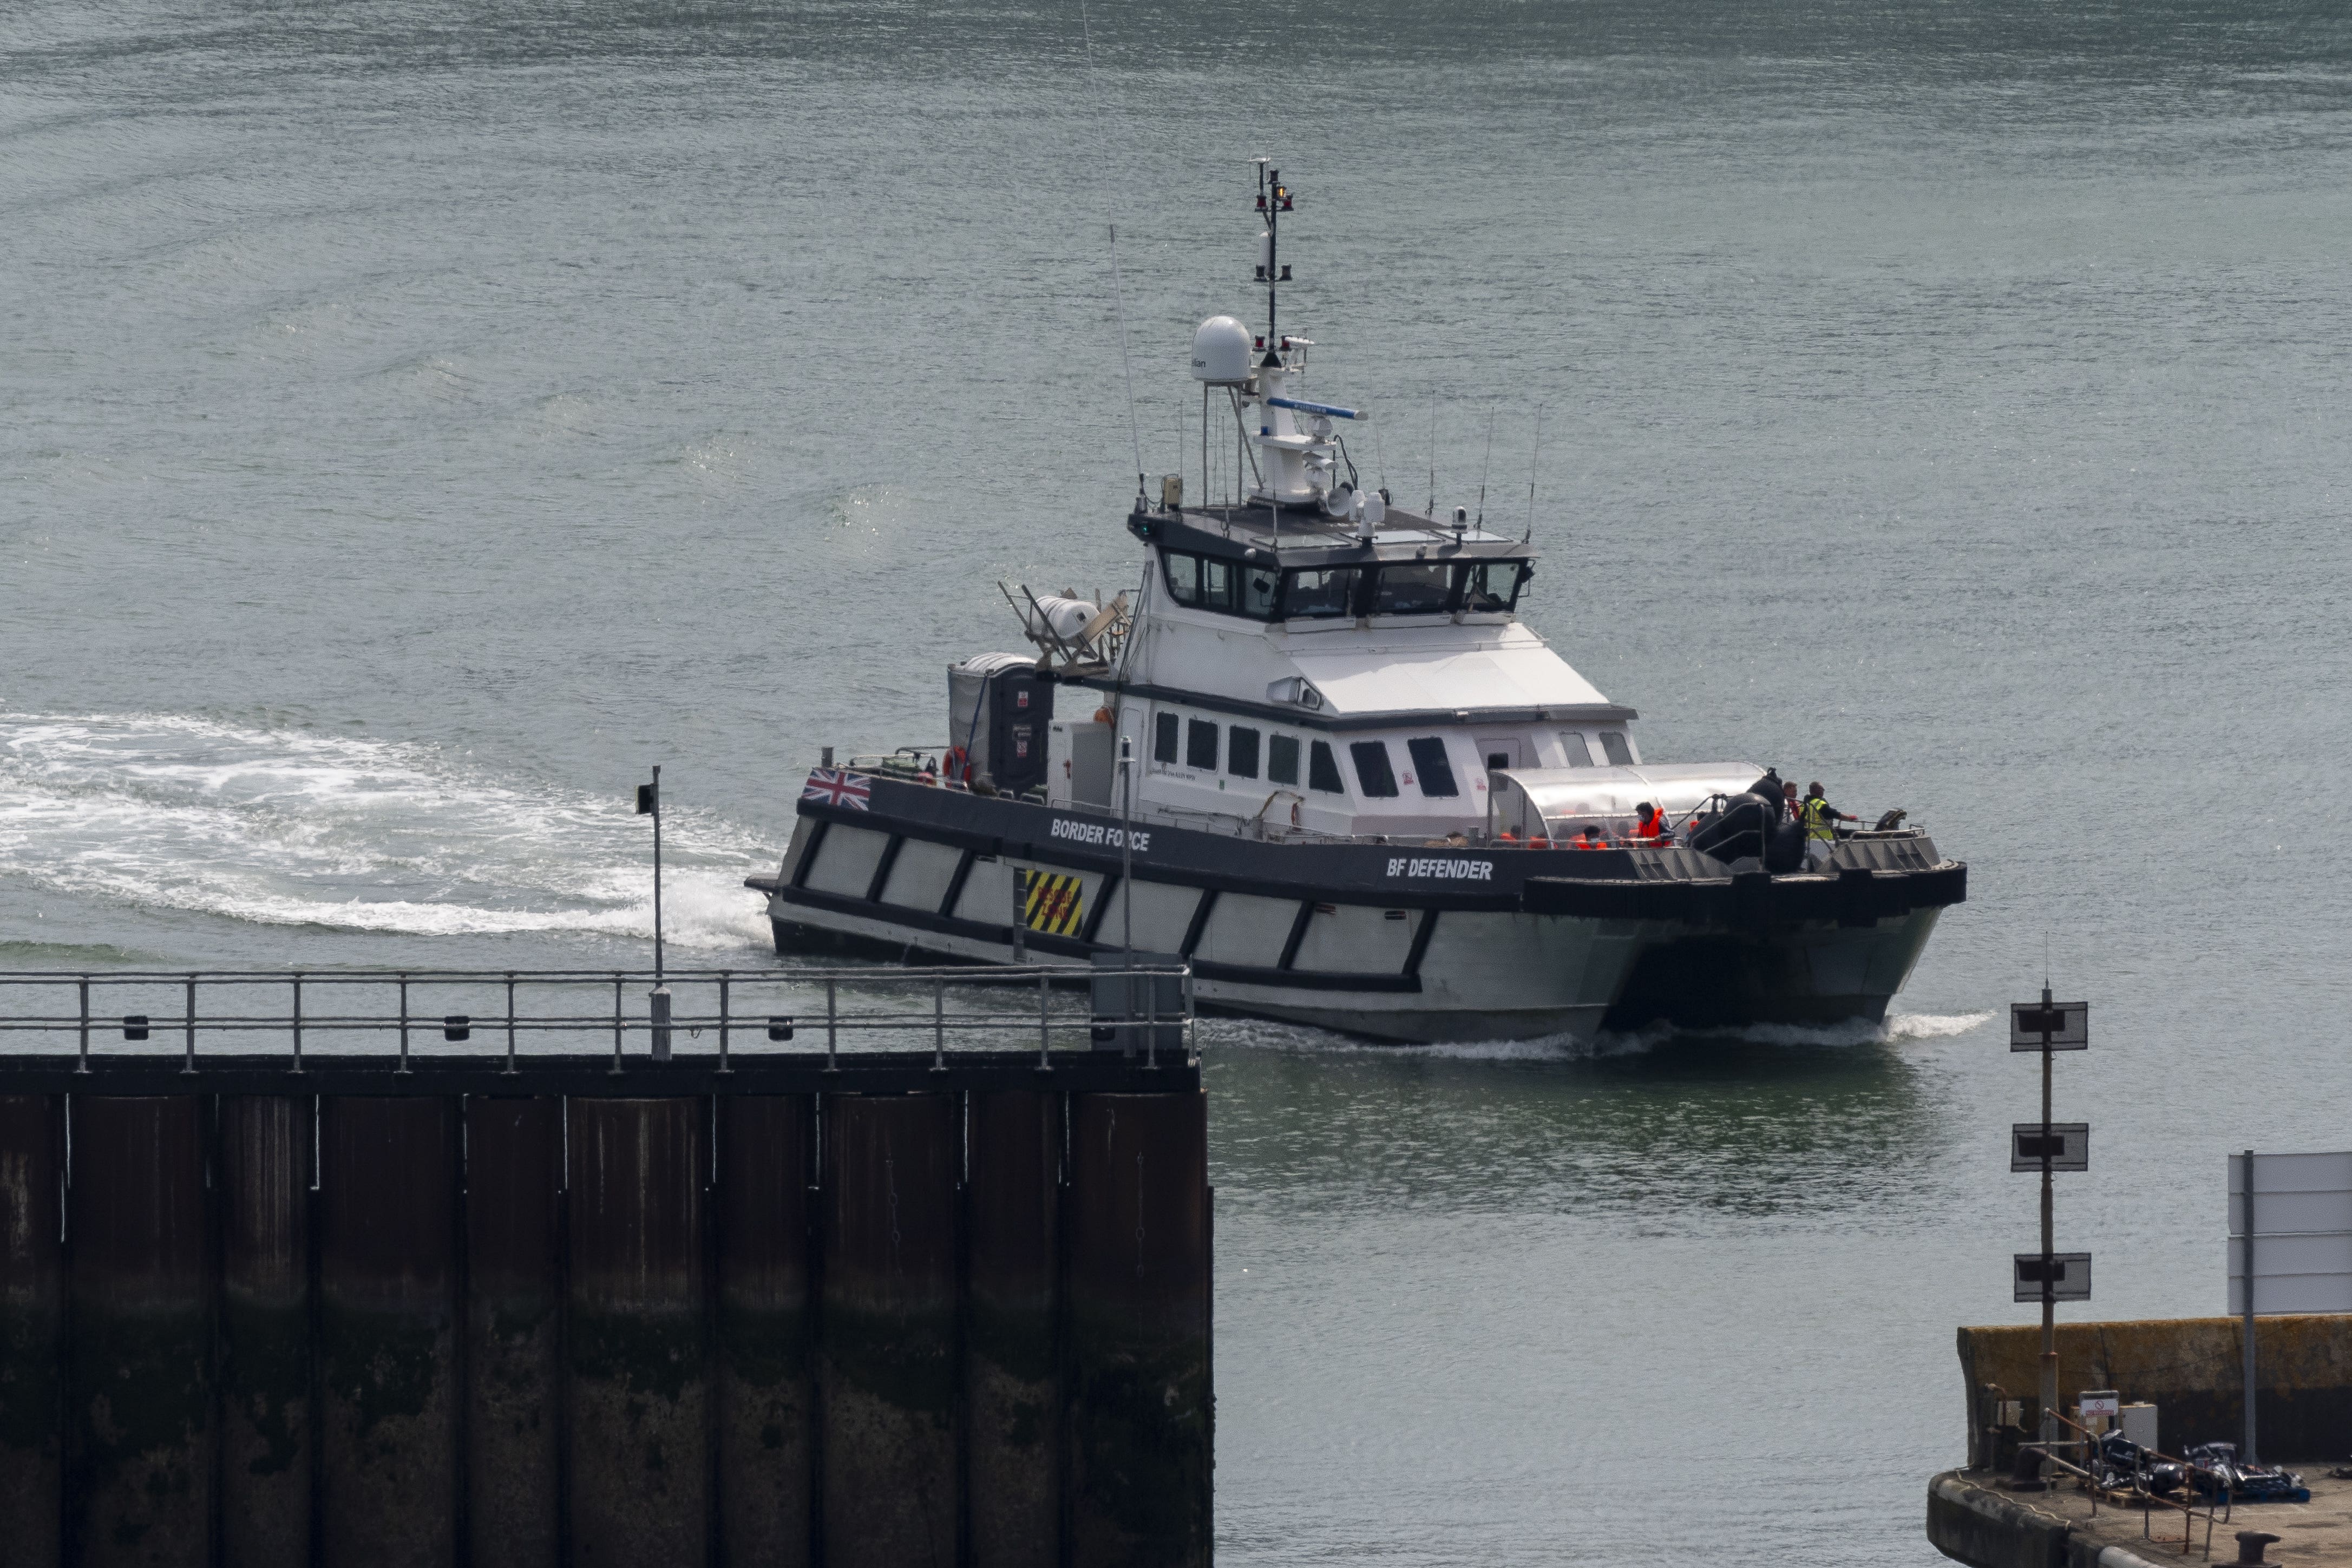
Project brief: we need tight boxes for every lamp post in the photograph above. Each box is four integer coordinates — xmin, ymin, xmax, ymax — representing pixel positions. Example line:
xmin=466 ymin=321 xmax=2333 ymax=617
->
xmin=638 ymin=766 xmax=670 ymax=1060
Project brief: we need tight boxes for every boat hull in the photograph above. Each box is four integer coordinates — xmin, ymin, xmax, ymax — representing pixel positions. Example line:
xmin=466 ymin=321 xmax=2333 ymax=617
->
xmin=754 ymin=776 xmax=1963 ymax=1045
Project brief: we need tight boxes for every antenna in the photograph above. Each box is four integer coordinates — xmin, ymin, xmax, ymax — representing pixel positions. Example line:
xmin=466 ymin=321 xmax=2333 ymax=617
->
xmin=1080 ymin=0 xmax=1092 ymax=61
xmin=1524 ymin=403 xmax=1543 ymax=543
xmin=1426 ymin=390 xmax=1437 ymax=514
xmin=1109 ymin=224 xmax=1145 ymax=503
xmin=1474 ymin=405 xmax=1495 ymax=529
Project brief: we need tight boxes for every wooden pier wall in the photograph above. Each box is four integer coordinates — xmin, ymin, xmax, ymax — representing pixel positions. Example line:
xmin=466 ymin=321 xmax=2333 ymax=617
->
xmin=0 ymin=1054 xmax=1209 ymax=1568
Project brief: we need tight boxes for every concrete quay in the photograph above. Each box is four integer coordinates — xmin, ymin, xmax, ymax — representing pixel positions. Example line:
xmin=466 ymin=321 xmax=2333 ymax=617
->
xmin=1930 ymin=1467 xmax=2352 ymax=1568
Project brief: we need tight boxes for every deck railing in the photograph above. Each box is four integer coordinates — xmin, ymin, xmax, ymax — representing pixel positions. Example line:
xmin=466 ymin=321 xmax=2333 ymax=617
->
xmin=0 ymin=963 xmax=1198 ymax=1075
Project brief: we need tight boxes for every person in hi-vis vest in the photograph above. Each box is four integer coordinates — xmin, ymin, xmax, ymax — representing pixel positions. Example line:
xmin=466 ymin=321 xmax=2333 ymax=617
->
xmin=1799 ymin=782 xmax=1857 ymax=870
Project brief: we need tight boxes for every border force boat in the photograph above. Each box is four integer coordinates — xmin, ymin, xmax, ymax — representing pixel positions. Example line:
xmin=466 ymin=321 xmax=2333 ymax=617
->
xmin=749 ymin=164 xmax=1965 ymax=1043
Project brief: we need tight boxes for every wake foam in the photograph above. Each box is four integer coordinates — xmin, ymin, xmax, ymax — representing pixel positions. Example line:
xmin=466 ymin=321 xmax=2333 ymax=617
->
xmin=1206 ymin=1008 xmax=1996 ymax=1059
xmin=0 ymin=713 xmax=776 ymax=949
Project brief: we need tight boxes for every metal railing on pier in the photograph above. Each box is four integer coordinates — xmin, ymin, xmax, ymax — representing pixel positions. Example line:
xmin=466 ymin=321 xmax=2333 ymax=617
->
xmin=2015 ymin=1407 xmax=2231 ymax=1559
xmin=0 ymin=963 xmax=1197 ymax=1076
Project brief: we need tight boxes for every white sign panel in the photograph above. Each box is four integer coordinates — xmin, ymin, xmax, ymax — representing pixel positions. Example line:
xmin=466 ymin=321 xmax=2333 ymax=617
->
xmin=2228 ymin=1150 xmax=2352 ymax=1316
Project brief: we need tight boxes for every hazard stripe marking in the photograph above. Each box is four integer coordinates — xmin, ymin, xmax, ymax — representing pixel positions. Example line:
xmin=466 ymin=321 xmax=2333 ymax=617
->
xmin=1020 ymin=871 xmax=1085 ymax=936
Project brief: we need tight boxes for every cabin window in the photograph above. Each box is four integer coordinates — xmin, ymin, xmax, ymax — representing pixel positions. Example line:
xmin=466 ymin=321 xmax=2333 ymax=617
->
xmin=1458 ymin=560 xmax=1529 ymax=613
xmin=1307 ymin=740 xmax=1345 ymax=793
xmin=1268 ymin=734 xmax=1301 ymax=786
xmin=1228 ymin=725 xmax=1261 ymax=779
xmin=1160 ymin=549 xmax=1279 ymax=620
xmin=1281 ymin=567 xmax=1360 ymax=619
xmin=1349 ymin=740 xmax=1400 ymax=797
xmin=1199 ymin=558 xmax=1235 ymax=612
xmin=1163 ymin=553 xmax=1202 ymax=606
xmin=1405 ymin=737 xmax=1459 ymax=797
xmin=1186 ymin=718 xmax=1219 ymax=771
xmin=1370 ymin=562 xmax=1453 ymax=616
xmin=1559 ymin=731 xmax=1594 ymax=767
xmin=1598 ymin=729 xmax=1634 ymax=766
xmin=1486 ymin=752 xmax=1510 ymax=772
xmin=1155 ymin=712 xmax=1179 ymax=764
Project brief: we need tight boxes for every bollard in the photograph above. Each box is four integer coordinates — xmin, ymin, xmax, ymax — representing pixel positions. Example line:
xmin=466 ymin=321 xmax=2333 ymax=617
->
xmin=716 ymin=1097 xmax=817 ymax=1564
xmin=0 ymin=1096 xmax=64 ymax=1567
xmin=318 ymin=1097 xmax=460 ymax=1565
xmin=218 ymin=1097 xmax=312 ymax=1567
xmin=465 ymin=1097 xmax=564 ymax=1568
xmin=650 ymin=983 xmax=673 ymax=1062
xmin=567 ymin=1099 xmax=709 ymax=1568
xmin=821 ymin=1094 xmax=960 ymax=1568
xmin=2235 ymin=1532 xmax=2282 ymax=1566
xmin=65 ymin=1095 xmax=212 ymax=1568
xmin=967 ymin=1090 xmax=1063 ymax=1568
xmin=1065 ymin=1092 xmax=1211 ymax=1568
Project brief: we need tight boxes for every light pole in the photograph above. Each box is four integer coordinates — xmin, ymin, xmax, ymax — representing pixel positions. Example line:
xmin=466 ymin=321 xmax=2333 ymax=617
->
xmin=2007 ymin=986 xmax=2089 ymax=1481
xmin=638 ymin=765 xmax=670 ymax=1060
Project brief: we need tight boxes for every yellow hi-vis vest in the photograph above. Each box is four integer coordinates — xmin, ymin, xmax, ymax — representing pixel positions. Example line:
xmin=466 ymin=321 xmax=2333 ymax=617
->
xmin=1800 ymin=797 xmax=1835 ymax=842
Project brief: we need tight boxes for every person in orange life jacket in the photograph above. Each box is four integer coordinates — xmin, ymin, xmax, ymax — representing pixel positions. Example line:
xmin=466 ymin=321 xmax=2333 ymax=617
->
xmin=1781 ymin=780 xmax=1800 ymax=821
xmin=1573 ymin=824 xmax=1607 ymax=849
xmin=1526 ymin=829 xmax=1552 ymax=848
xmin=1799 ymin=781 xmax=1857 ymax=870
xmin=1630 ymin=802 xmax=1670 ymax=845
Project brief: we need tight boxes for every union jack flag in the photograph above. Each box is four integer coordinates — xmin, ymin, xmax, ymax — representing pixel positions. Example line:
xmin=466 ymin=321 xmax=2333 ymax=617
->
xmin=801 ymin=767 xmax=872 ymax=811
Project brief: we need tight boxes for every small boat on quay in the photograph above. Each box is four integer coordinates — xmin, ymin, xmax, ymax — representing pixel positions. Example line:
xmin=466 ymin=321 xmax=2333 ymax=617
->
xmin=748 ymin=164 xmax=1965 ymax=1042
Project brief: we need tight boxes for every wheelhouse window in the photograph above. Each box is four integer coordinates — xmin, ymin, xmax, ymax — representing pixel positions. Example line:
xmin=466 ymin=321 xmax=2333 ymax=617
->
xmin=1268 ymin=734 xmax=1301 ymax=786
xmin=1405 ymin=737 xmax=1459 ymax=797
xmin=1370 ymin=562 xmax=1453 ymax=616
xmin=1598 ymin=729 xmax=1635 ymax=766
xmin=1227 ymin=725 xmax=1261 ymax=779
xmin=1307 ymin=740 xmax=1345 ymax=794
xmin=1163 ymin=554 xmax=1202 ymax=607
xmin=1160 ymin=550 xmax=1277 ymax=621
xmin=1559 ymin=731 xmax=1593 ymax=767
xmin=1349 ymin=740 xmax=1400 ymax=797
xmin=1281 ymin=567 xmax=1360 ymax=619
xmin=1459 ymin=561 xmax=1529 ymax=613
xmin=1155 ymin=712 xmax=1179 ymax=763
xmin=1186 ymin=718 xmax=1219 ymax=771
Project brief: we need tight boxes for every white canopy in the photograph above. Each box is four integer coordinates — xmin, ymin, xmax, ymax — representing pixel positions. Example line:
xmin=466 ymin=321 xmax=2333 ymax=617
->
xmin=1489 ymin=763 xmax=1764 ymax=839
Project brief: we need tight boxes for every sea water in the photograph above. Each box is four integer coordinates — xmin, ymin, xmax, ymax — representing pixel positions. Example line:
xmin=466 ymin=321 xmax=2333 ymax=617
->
xmin=6 ymin=1 xmax=2352 ymax=1560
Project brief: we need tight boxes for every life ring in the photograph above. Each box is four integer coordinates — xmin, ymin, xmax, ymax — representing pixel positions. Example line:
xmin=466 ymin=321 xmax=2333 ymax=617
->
xmin=942 ymin=746 xmax=971 ymax=783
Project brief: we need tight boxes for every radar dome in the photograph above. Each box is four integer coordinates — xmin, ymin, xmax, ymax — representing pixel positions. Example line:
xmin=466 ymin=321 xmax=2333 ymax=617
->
xmin=1190 ymin=316 xmax=1252 ymax=384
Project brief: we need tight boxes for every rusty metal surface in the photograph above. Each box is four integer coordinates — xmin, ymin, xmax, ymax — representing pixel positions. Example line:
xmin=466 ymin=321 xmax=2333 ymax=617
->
xmin=819 ymin=1092 xmax=961 ymax=1568
xmin=64 ymin=1095 xmax=212 ymax=1568
xmin=217 ymin=1097 xmax=311 ymax=1568
xmin=0 ymin=1095 xmax=63 ymax=1565
xmin=318 ymin=1096 xmax=459 ymax=1567
xmin=463 ymin=1096 xmax=562 ymax=1568
xmin=965 ymin=1090 xmax=1060 ymax=1568
xmin=1065 ymin=1092 xmax=1210 ymax=1568
xmin=716 ymin=1095 xmax=815 ymax=1567
xmin=566 ymin=1097 xmax=709 ymax=1568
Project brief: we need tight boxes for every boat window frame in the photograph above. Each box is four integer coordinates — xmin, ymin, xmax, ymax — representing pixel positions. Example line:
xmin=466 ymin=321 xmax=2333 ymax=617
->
xmin=1558 ymin=731 xmax=1594 ymax=768
xmin=1154 ymin=711 xmax=1180 ymax=765
xmin=1366 ymin=561 xmax=1456 ymax=618
xmin=1268 ymin=733 xmax=1301 ymax=786
xmin=1349 ymin=740 xmax=1400 ymax=798
xmin=1279 ymin=565 xmax=1362 ymax=620
xmin=1597 ymin=729 xmax=1635 ymax=767
xmin=1227 ymin=725 xmax=1261 ymax=780
xmin=1307 ymin=739 xmax=1346 ymax=795
xmin=1185 ymin=717 xmax=1220 ymax=771
xmin=1458 ymin=560 xmax=1530 ymax=614
xmin=1159 ymin=549 xmax=1280 ymax=622
xmin=1404 ymin=737 xmax=1459 ymax=798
